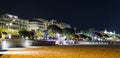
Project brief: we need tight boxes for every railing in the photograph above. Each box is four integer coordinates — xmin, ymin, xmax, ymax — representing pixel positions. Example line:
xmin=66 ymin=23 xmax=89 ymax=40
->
xmin=56 ymin=40 xmax=120 ymax=45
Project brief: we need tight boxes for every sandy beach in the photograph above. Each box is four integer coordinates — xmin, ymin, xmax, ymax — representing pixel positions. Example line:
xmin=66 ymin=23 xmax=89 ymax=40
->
xmin=0 ymin=45 xmax=120 ymax=58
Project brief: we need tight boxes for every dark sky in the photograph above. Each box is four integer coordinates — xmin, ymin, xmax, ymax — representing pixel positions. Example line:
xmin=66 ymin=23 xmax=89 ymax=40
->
xmin=0 ymin=0 xmax=120 ymax=33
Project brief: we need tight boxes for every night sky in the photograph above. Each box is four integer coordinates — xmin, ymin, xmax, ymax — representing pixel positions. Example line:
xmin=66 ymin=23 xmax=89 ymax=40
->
xmin=0 ymin=0 xmax=120 ymax=33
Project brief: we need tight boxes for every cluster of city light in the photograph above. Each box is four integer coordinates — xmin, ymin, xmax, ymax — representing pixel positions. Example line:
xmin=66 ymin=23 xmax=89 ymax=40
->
xmin=104 ymin=29 xmax=116 ymax=35
xmin=1 ymin=14 xmax=120 ymax=47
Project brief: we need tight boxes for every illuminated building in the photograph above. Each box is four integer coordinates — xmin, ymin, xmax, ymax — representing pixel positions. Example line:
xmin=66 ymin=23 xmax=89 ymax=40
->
xmin=104 ymin=29 xmax=116 ymax=35
xmin=0 ymin=14 xmax=72 ymax=35
xmin=0 ymin=14 xmax=28 ymax=30
xmin=0 ymin=14 xmax=46 ymax=31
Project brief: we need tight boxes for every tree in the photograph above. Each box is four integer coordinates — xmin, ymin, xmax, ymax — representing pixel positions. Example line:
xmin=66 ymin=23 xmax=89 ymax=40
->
xmin=102 ymin=34 xmax=110 ymax=40
xmin=93 ymin=32 xmax=103 ymax=38
xmin=19 ymin=29 xmax=29 ymax=37
xmin=0 ymin=15 xmax=3 ymax=20
xmin=103 ymin=34 xmax=109 ymax=38
xmin=92 ymin=32 xmax=103 ymax=41
xmin=73 ymin=34 xmax=79 ymax=40
xmin=47 ymin=25 xmax=62 ymax=38
xmin=0 ymin=27 xmax=5 ymax=33
xmin=62 ymin=28 xmax=75 ymax=35
xmin=28 ymin=30 xmax=35 ymax=40
xmin=62 ymin=28 xmax=75 ymax=39
xmin=79 ymin=34 xmax=91 ymax=41
xmin=47 ymin=25 xmax=62 ymax=33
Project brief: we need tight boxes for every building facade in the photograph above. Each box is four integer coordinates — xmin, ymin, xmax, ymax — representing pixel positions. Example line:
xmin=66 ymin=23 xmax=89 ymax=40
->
xmin=0 ymin=14 xmax=28 ymax=30
xmin=0 ymin=14 xmax=71 ymax=32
